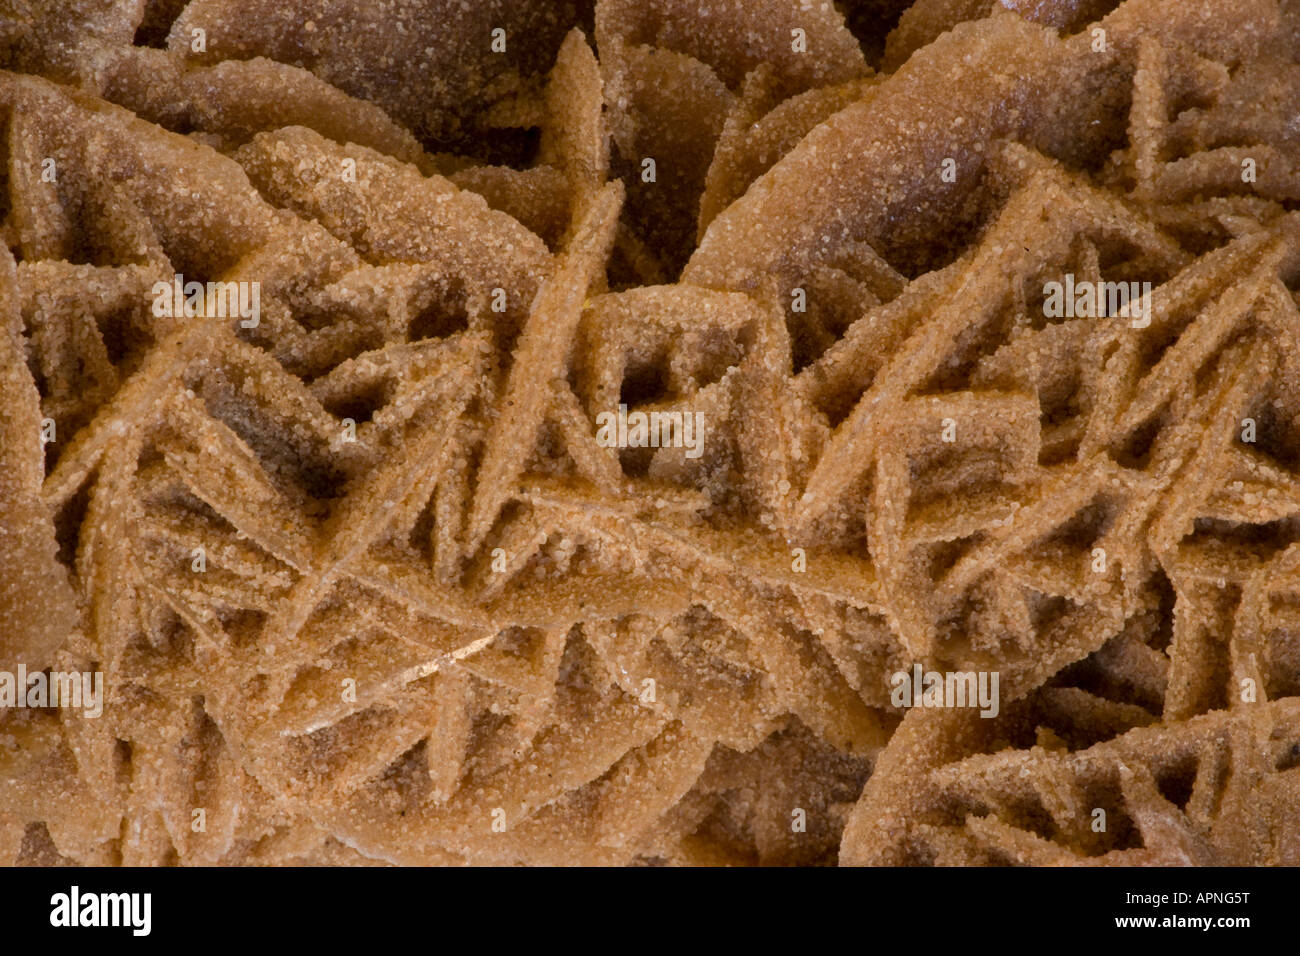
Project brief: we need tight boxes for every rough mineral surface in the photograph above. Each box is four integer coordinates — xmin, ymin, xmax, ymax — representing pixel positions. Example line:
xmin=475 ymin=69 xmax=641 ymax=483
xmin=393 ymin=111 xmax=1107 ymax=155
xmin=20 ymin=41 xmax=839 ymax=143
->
xmin=1 ymin=0 xmax=1298 ymax=865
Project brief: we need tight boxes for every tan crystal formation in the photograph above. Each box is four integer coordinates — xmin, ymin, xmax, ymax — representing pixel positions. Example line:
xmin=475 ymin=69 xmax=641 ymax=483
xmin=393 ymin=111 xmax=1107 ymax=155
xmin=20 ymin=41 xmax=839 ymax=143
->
xmin=1 ymin=0 xmax=1298 ymax=865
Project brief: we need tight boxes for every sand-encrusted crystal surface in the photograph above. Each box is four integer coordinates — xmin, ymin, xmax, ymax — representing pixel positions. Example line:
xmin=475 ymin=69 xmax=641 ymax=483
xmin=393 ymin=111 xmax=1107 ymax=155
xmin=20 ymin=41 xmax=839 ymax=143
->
xmin=1 ymin=0 xmax=1298 ymax=865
